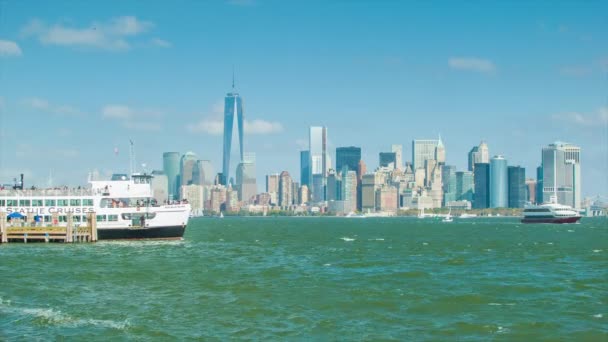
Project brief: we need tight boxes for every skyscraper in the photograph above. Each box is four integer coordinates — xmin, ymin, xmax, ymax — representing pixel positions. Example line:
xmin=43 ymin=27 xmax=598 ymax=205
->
xmin=435 ymin=135 xmax=446 ymax=164
xmin=336 ymin=146 xmax=361 ymax=174
xmin=541 ymin=142 xmax=581 ymax=208
xmin=279 ymin=171 xmax=292 ymax=208
xmin=163 ymin=152 xmax=180 ymax=200
xmin=490 ymin=155 xmax=508 ymax=208
xmin=474 ymin=163 xmax=490 ymax=209
xmin=300 ymin=150 xmax=310 ymax=187
xmin=236 ymin=154 xmax=256 ymax=203
xmin=412 ymin=139 xmax=439 ymax=171
xmin=326 ymin=169 xmax=340 ymax=201
xmin=151 ymin=170 xmax=169 ymax=203
xmin=536 ymin=166 xmax=543 ymax=204
xmin=391 ymin=144 xmax=403 ymax=170
xmin=525 ymin=178 xmax=537 ymax=204
xmin=309 ymin=126 xmax=328 ymax=201
xmin=468 ymin=141 xmax=490 ymax=172
xmin=508 ymin=166 xmax=526 ymax=208
xmin=180 ymin=151 xmax=198 ymax=192
xmin=442 ymin=165 xmax=457 ymax=205
xmin=192 ymin=160 xmax=213 ymax=186
xmin=222 ymin=82 xmax=244 ymax=186
xmin=455 ymin=171 xmax=474 ymax=202
xmin=379 ymin=152 xmax=397 ymax=169
xmin=342 ymin=170 xmax=358 ymax=213
xmin=266 ymin=173 xmax=280 ymax=205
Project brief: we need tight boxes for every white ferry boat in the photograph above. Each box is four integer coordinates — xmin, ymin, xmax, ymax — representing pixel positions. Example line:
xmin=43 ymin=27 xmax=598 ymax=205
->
xmin=0 ymin=174 xmax=190 ymax=240
xmin=521 ymin=202 xmax=581 ymax=224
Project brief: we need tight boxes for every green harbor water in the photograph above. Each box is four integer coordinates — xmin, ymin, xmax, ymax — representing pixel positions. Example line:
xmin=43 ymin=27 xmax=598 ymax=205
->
xmin=1 ymin=217 xmax=607 ymax=340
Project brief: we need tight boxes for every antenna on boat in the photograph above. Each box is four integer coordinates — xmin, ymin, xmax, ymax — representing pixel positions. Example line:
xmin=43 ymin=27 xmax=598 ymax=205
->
xmin=129 ymin=139 xmax=136 ymax=176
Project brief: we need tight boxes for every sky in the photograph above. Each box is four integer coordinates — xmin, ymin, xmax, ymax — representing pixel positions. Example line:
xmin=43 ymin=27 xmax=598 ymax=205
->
xmin=0 ymin=0 xmax=607 ymax=198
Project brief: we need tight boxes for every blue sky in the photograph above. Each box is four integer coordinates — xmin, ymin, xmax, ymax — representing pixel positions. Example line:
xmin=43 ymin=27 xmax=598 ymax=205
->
xmin=0 ymin=0 xmax=606 ymax=197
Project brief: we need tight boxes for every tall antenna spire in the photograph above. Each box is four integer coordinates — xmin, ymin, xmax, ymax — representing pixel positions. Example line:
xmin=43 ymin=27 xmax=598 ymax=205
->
xmin=232 ymin=65 xmax=235 ymax=90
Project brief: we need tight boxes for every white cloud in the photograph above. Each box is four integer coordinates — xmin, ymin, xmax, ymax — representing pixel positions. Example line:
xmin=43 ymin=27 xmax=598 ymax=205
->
xmin=102 ymin=104 xmax=162 ymax=131
xmin=151 ymin=38 xmax=171 ymax=48
xmin=22 ymin=97 xmax=82 ymax=116
xmin=552 ymin=107 xmax=608 ymax=126
xmin=21 ymin=16 xmax=154 ymax=51
xmin=244 ymin=119 xmax=283 ymax=134
xmin=102 ymin=104 xmax=133 ymax=119
xmin=0 ymin=39 xmax=22 ymax=57
xmin=187 ymin=118 xmax=283 ymax=135
xmin=187 ymin=118 xmax=224 ymax=135
xmin=448 ymin=57 xmax=496 ymax=74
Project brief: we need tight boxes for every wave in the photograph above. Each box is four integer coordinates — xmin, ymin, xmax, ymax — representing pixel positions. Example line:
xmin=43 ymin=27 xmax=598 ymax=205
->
xmin=340 ymin=237 xmax=355 ymax=242
xmin=0 ymin=299 xmax=129 ymax=330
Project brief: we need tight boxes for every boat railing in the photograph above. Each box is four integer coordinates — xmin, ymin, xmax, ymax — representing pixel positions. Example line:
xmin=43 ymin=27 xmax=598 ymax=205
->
xmin=0 ymin=188 xmax=101 ymax=197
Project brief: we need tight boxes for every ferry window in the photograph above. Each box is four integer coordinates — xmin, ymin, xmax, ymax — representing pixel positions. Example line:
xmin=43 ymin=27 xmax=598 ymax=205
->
xmin=96 ymin=215 xmax=106 ymax=221
xmin=82 ymin=199 xmax=94 ymax=206
xmin=73 ymin=216 xmax=81 ymax=222
xmin=57 ymin=199 xmax=68 ymax=206
xmin=70 ymin=199 xmax=81 ymax=206
xmin=108 ymin=215 xmax=118 ymax=222
xmin=7 ymin=199 xmax=17 ymax=206
xmin=44 ymin=216 xmax=51 ymax=222
xmin=45 ymin=199 xmax=56 ymax=206
xmin=32 ymin=200 xmax=43 ymax=207
xmin=19 ymin=199 xmax=31 ymax=206
xmin=59 ymin=216 xmax=67 ymax=222
xmin=0 ymin=200 xmax=4 ymax=206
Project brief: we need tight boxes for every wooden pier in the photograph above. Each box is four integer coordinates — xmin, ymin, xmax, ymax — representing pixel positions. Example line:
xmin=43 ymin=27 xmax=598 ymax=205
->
xmin=0 ymin=212 xmax=97 ymax=244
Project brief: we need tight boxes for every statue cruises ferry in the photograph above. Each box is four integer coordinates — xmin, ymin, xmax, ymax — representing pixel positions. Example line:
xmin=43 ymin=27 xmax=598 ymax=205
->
xmin=0 ymin=174 xmax=190 ymax=240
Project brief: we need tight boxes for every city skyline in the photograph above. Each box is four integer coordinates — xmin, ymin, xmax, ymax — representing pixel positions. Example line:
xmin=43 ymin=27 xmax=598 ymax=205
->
xmin=0 ymin=1 xmax=606 ymax=198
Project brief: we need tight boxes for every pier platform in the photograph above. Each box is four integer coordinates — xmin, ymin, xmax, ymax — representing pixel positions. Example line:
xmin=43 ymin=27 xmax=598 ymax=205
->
xmin=0 ymin=212 xmax=97 ymax=243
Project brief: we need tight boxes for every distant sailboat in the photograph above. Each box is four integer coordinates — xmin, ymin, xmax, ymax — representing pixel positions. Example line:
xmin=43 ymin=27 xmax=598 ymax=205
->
xmin=442 ymin=207 xmax=453 ymax=222
xmin=219 ymin=212 xmax=224 ymax=219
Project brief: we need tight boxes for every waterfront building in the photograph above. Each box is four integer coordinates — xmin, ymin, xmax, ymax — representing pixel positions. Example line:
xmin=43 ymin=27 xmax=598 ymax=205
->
xmin=256 ymin=192 xmax=271 ymax=206
xmin=326 ymin=169 xmax=340 ymax=201
xmin=392 ymin=144 xmax=403 ymax=170
xmin=151 ymin=170 xmax=168 ymax=203
xmin=279 ymin=171 xmax=293 ymax=208
xmin=309 ymin=126 xmax=328 ymax=201
xmin=490 ymin=155 xmax=508 ymax=208
xmin=541 ymin=142 xmax=581 ymax=208
xmin=442 ymin=165 xmax=457 ymax=205
xmin=181 ymin=184 xmax=204 ymax=215
xmin=292 ymin=181 xmax=300 ymax=206
xmin=414 ymin=168 xmax=425 ymax=188
xmin=336 ymin=146 xmax=361 ymax=175
xmin=236 ymin=159 xmax=256 ymax=203
xmin=412 ymin=139 xmax=439 ymax=171
xmin=342 ymin=169 xmax=358 ymax=213
xmin=210 ymin=185 xmax=227 ymax=213
xmin=300 ymin=150 xmax=310 ymax=187
xmin=225 ymin=186 xmax=239 ymax=212
xmin=456 ymin=171 xmax=474 ymax=203
xmin=376 ymin=185 xmax=398 ymax=212
xmin=162 ymin=152 xmax=180 ymax=200
xmin=180 ymin=152 xmax=198 ymax=196
xmin=474 ymin=163 xmax=490 ymax=209
xmin=361 ymin=174 xmax=378 ymax=211
xmin=266 ymin=173 xmax=280 ymax=205
xmin=525 ymin=178 xmax=537 ymax=204
xmin=508 ymin=166 xmax=526 ymax=208
xmin=379 ymin=152 xmax=397 ymax=169
xmin=299 ymin=185 xmax=309 ymax=205
xmin=311 ymin=174 xmax=325 ymax=203
xmin=221 ymin=83 xmax=244 ymax=186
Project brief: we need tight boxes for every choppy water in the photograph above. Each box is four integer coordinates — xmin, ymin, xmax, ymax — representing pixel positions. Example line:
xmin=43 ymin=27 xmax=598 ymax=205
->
xmin=1 ymin=217 xmax=607 ymax=340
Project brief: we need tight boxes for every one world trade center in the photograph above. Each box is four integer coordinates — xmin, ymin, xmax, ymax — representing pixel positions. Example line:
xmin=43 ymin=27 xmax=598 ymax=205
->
xmin=221 ymin=80 xmax=244 ymax=185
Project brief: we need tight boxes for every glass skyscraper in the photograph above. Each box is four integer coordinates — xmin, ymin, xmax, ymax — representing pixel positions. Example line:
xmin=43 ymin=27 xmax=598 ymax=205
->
xmin=490 ymin=155 xmax=508 ymax=208
xmin=379 ymin=152 xmax=397 ymax=169
xmin=442 ymin=165 xmax=457 ymax=205
xmin=412 ymin=139 xmax=439 ymax=171
xmin=222 ymin=87 xmax=244 ymax=186
xmin=335 ymin=146 xmax=361 ymax=174
xmin=300 ymin=150 xmax=310 ymax=187
xmin=508 ymin=166 xmax=526 ymax=208
xmin=474 ymin=163 xmax=490 ymax=209
xmin=163 ymin=152 xmax=181 ymax=200
xmin=309 ymin=126 xmax=327 ymax=202
xmin=541 ymin=142 xmax=581 ymax=208
xmin=456 ymin=171 xmax=474 ymax=202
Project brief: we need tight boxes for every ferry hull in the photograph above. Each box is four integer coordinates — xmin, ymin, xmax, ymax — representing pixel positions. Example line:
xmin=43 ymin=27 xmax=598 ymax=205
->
xmin=521 ymin=217 xmax=581 ymax=224
xmin=97 ymin=225 xmax=186 ymax=240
